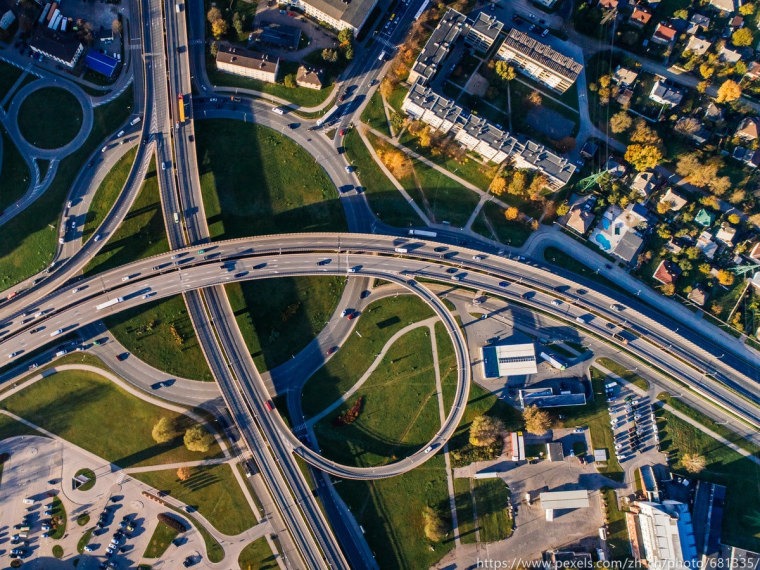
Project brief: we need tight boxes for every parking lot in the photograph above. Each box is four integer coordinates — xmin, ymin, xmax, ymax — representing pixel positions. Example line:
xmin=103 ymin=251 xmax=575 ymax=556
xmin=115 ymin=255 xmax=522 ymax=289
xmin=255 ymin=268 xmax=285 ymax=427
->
xmin=606 ymin=383 xmax=658 ymax=464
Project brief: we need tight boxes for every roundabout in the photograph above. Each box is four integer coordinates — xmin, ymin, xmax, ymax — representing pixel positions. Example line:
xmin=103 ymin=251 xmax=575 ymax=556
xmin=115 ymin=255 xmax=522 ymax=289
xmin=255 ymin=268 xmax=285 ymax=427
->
xmin=9 ymin=80 xmax=93 ymax=159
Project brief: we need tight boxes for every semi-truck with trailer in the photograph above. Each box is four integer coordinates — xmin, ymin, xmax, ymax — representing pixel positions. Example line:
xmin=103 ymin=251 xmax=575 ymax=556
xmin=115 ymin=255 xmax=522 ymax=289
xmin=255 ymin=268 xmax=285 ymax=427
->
xmin=96 ymin=297 xmax=124 ymax=311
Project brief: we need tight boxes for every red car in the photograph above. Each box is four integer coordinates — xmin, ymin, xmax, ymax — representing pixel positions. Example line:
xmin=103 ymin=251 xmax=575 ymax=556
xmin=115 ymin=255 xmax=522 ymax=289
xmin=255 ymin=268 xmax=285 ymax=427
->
xmin=347 ymin=312 xmax=358 ymax=320
xmin=326 ymin=346 xmax=338 ymax=356
xmin=339 ymin=128 xmax=347 ymax=136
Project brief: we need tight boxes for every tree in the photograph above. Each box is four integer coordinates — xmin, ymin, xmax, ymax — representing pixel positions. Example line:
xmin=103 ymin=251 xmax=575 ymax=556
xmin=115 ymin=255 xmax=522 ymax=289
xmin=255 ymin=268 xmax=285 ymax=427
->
xmin=417 ymin=126 xmax=431 ymax=147
xmin=523 ymin=405 xmax=551 ymax=435
xmin=504 ymin=206 xmax=519 ymax=221
xmin=211 ymin=18 xmax=228 ymax=39
xmin=716 ymin=79 xmax=742 ymax=103
xmin=422 ymin=506 xmax=447 ymax=542
xmin=732 ymin=27 xmax=754 ymax=47
xmin=682 ymin=453 xmax=707 ymax=473
xmin=494 ymin=60 xmax=516 ymax=82
xmin=176 ymin=467 xmax=192 ymax=481
xmin=527 ymin=90 xmax=542 ymax=106
xmin=380 ymin=149 xmax=411 ymax=178
xmin=556 ymin=202 xmax=570 ymax=216
xmin=699 ymin=262 xmax=712 ymax=275
xmin=152 ymin=417 xmax=180 ymax=444
xmin=656 ymin=200 xmax=671 ymax=215
xmin=727 ymin=213 xmax=741 ymax=225
xmin=379 ymin=78 xmax=394 ymax=99
xmin=675 ymin=117 xmax=700 ymax=135
xmin=673 ymin=8 xmax=689 ymax=18
xmin=489 ymin=176 xmax=507 ymax=195
xmin=184 ymin=425 xmax=214 ymax=452
xmin=716 ymin=269 xmax=735 ymax=286
xmin=625 ymin=144 xmax=662 ymax=171
xmin=232 ymin=12 xmax=244 ymax=37
xmin=206 ymin=7 xmax=222 ymax=23
xmin=321 ymin=48 xmax=338 ymax=63
xmin=337 ymin=28 xmax=353 ymax=46
xmin=609 ymin=111 xmax=632 ymax=134
xmin=508 ymin=171 xmax=528 ymax=195
xmin=699 ymin=63 xmax=715 ymax=79
xmin=740 ymin=2 xmax=755 ymax=14
xmin=111 ymin=18 xmax=123 ymax=36
xmin=344 ymin=45 xmax=354 ymax=61
xmin=283 ymin=73 xmax=297 ymax=88
xmin=469 ymin=415 xmax=504 ymax=447
xmin=630 ymin=119 xmax=662 ymax=148
xmin=662 ymin=283 xmax=676 ymax=296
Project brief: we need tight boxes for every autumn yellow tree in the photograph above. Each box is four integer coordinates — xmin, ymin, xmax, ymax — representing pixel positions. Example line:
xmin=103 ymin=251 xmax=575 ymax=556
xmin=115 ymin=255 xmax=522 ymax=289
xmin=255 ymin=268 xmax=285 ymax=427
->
xmin=504 ymin=206 xmax=519 ymax=221
xmin=184 ymin=425 xmax=214 ymax=453
xmin=176 ymin=467 xmax=192 ymax=481
xmin=716 ymin=79 xmax=742 ymax=103
xmin=508 ymin=171 xmax=528 ymax=194
xmin=422 ymin=506 xmax=447 ymax=542
xmin=206 ymin=7 xmax=222 ymax=23
xmin=469 ymin=415 xmax=504 ymax=447
xmin=152 ymin=417 xmax=180 ymax=444
xmin=523 ymin=405 xmax=551 ymax=434
xmin=489 ymin=176 xmax=507 ymax=195
xmin=662 ymin=283 xmax=676 ymax=296
xmin=716 ymin=269 xmax=735 ymax=286
xmin=380 ymin=149 xmax=412 ymax=178
xmin=211 ymin=18 xmax=228 ymax=39
xmin=625 ymin=144 xmax=663 ymax=171
xmin=609 ymin=111 xmax=632 ymax=134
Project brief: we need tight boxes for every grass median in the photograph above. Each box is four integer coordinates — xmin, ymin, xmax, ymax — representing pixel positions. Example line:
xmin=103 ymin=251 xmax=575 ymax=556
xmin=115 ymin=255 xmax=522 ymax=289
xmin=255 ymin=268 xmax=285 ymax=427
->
xmin=239 ymin=538 xmax=277 ymax=570
xmin=104 ymin=295 xmax=214 ymax=382
xmin=143 ymin=521 xmax=178 ymax=558
xmin=0 ymin=128 xmax=30 ymax=212
xmin=0 ymin=89 xmax=133 ymax=289
xmin=0 ymin=369 xmax=222 ymax=468
xmin=17 ymin=87 xmax=83 ymax=149
xmin=596 ymin=357 xmax=650 ymax=391
xmin=343 ymin=128 xmax=422 ymax=227
xmin=133 ymin=464 xmax=256 ymax=536
xmin=83 ymin=145 xmax=138 ymax=241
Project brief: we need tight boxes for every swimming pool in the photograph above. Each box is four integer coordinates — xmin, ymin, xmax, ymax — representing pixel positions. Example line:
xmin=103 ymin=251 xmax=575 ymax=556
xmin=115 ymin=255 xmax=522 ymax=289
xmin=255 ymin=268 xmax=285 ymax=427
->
xmin=595 ymin=234 xmax=612 ymax=250
xmin=601 ymin=217 xmax=611 ymax=230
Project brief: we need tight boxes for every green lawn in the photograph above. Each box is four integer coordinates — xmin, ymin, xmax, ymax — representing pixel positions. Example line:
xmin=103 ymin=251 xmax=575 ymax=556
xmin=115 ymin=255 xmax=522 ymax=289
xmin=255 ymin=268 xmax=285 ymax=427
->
xmin=83 ymin=146 xmax=138 ymax=240
xmin=472 ymin=201 xmax=533 ymax=247
xmin=196 ymin=120 xmax=346 ymax=239
xmin=17 ymin=87 xmax=83 ymax=149
xmin=360 ymin=90 xmax=390 ymax=136
xmin=225 ymin=276 xmax=345 ymax=372
xmin=555 ymin=369 xmax=624 ymax=481
xmin=401 ymin=157 xmax=480 ymax=227
xmin=302 ymin=295 xmax=435 ymax=418
xmin=84 ymin=157 xmax=167 ymax=275
xmin=453 ymin=478 xmax=477 ymax=544
xmin=0 ymin=412 xmax=42 ymax=441
xmin=49 ymin=496 xmax=67 ymax=540
xmin=143 ymin=521 xmax=179 ymax=558
xmin=543 ymin=246 xmax=626 ymax=293
xmin=314 ymin=327 xmax=440 ymax=466
xmin=658 ymin=393 xmax=760 ymax=455
xmin=343 ymin=129 xmax=422 ymax=227
xmin=0 ymin=369 xmax=221 ymax=467
xmin=132 ymin=464 xmax=256 ymax=536
xmin=77 ymin=528 xmax=94 ymax=554
xmin=656 ymin=409 xmax=760 ymax=551
xmin=472 ymin=479 xmax=513 ymax=543
xmin=0 ymin=129 xmax=30 ymax=212
xmin=0 ymin=89 xmax=132 ymax=288
xmin=104 ymin=295 xmax=213 ymax=382
xmin=337 ymin=442 xmax=453 ymax=569
xmin=596 ymin=357 xmax=650 ymax=391
xmin=603 ymin=488 xmax=631 ymax=559
xmin=239 ymin=538 xmax=277 ymax=570
xmin=207 ymin=62 xmax=334 ymax=108
xmin=0 ymin=61 xmax=22 ymax=100
xmin=74 ymin=468 xmax=96 ymax=491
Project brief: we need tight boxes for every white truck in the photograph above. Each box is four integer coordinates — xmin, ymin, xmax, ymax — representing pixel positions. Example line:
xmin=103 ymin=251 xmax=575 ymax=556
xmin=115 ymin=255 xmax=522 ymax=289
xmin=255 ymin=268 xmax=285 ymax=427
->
xmin=96 ymin=297 xmax=124 ymax=311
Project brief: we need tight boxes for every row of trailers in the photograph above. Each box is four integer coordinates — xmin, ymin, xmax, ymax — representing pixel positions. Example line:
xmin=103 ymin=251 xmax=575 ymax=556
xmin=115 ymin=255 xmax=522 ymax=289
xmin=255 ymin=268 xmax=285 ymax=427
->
xmin=38 ymin=2 xmax=71 ymax=32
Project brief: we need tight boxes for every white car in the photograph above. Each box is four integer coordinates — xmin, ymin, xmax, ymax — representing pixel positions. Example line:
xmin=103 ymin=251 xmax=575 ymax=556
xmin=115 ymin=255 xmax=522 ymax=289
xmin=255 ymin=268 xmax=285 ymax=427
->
xmin=94 ymin=234 xmax=102 ymax=242
xmin=84 ymin=545 xmax=95 ymax=552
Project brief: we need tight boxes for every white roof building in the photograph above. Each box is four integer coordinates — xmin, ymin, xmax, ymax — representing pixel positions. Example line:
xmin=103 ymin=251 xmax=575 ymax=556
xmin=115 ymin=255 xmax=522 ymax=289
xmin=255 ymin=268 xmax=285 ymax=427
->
xmin=540 ymin=490 xmax=590 ymax=521
xmin=637 ymin=501 xmax=698 ymax=568
xmin=481 ymin=343 xmax=537 ymax=378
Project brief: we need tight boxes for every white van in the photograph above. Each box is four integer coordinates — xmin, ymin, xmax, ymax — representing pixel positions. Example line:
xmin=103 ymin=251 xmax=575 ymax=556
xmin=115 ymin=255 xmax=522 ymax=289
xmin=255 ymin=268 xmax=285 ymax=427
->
xmin=50 ymin=329 xmax=63 ymax=337
xmin=272 ymin=107 xmax=285 ymax=115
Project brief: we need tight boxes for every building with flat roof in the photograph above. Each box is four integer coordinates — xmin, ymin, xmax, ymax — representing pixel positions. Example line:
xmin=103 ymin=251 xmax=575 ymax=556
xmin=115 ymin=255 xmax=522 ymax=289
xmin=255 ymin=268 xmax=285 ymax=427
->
xmin=481 ymin=342 xmax=537 ymax=378
xmin=545 ymin=443 xmax=565 ymax=462
xmin=287 ymin=0 xmax=380 ymax=35
xmin=259 ymin=22 xmax=301 ymax=50
xmin=408 ymin=9 xmax=467 ymax=86
xmin=636 ymin=501 xmax=698 ymax=568
xmin=215 ymin=44 xmax=279 ymax=83
xmin=29 ymin=27 xmax=84 ymax=68
xmin=540 ymin=490 xmax=590 ymax=521
xmin=519 ymin=387 xmax=587 ymax=408
xmin=465 ymin=12 xmax=503 ymax=52
xmin=640 ymin=465 xmax=661 ymax=502
xmin=401 ymin=82 xmax=464 ymax=134
xmin=84 ymin=50 xmax=119 ymax=78
xmin=496 ymin=29 xmax=582 ymax=93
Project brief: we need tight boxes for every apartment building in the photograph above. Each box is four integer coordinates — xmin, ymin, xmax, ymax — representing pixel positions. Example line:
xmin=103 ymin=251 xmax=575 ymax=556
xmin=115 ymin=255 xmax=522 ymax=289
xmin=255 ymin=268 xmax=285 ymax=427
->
xmin=496 ymin=28 xmax=582 ymax=93
xmin=286 ymin=0 xmax=379 ymax=35
xmin=215 ymin=44 xmax=279 ymax=83
xmin=465 ymin=12 xmax=503 ymax=52
xmin=407 ymin=9 xmax=467 ymax=86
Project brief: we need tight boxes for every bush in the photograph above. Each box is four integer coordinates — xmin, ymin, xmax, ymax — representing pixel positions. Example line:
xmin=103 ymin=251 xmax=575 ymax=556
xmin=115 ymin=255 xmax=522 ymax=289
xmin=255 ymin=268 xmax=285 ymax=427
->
xmin=158 ymin=512 xmax=188 ymax=533
xmin=333 ymin=397 xmax=364 ymax=426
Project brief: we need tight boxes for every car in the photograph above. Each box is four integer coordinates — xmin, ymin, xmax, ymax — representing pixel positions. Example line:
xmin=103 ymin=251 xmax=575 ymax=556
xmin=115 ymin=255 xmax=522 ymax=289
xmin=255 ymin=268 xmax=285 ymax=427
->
xmin=288 ymin=123 xmax=299 ymax=129
xmin=347 ymin=312 xmax=358 ymax=320
xmin=84 ymin=545 xmax=95 ymax=552
xmin=498 ymin=281 xmax=508 ymax=287
xmin=610 ymin=304 xmax=623 ymax=311
xmin=326 ymin=346 xmax=338 ymax=356
xmin=360 ymin=289 xmax=371 ymax=299
xmin=116 ymin=352 xmax=129 ymax=361
xmin=94 ymin=234 xmax=102 ymax=242
xmin=8 ymin=351 xmax=20 ymax=359
xmin=574 ymin=427 xmax=585 ymax=433
xmin=339 ymin=128 xmax=347 ymax=136
xmin=341 ymin=309 xmax=350 ymax=317
xmin=344 ymin=165 xmax=353 ymax=173
xmin=551 ymin=299 xmax=562 ymax=306
xmin=541 ymin=28 xmax=549 ymax=37
xmin=605 ymin=263 xmax=613 ymax=269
